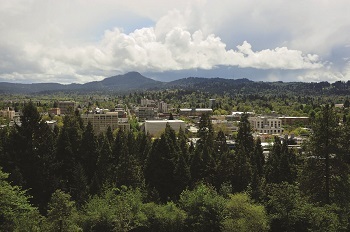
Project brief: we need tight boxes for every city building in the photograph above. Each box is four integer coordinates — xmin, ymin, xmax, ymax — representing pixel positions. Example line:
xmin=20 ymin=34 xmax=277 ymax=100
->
xmin=135 ymin=107 xmax=156 ymax=120
xmin=209 ymin=99 xmax=216 ymax=109
xmin=249 ymin=116 xmax=284 ymax=134
xmin=179 ymin=108 xmax=213 ymax=117
xmin=158 ymin=101 xmax=168 ymax=113
xmin=81 ymin=112 xmax=121 ymax=134
xmin=58 ymin=101 xmax=76 ymax=115
xmin=144 ymin=120 xmax=186 ymax=136
xmin=48 ymin=108 xmax=61 ymax=116
xmin=117 ymin=118 xmax=131 ymax=131
xmin=46 ymin=120 xmax=57 ymax=130
xmin=226 ymin=111 xmax=254 ymax=121
xmin=278 ymin=116 xmax=309 ymax=126
xmin=141 ymin=98 xmax=156 ymax=107
xmin=0 ymin=107 xmax=15 ymax=120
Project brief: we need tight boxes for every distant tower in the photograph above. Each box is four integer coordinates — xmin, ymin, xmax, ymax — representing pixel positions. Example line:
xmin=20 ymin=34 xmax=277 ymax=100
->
xmin=158 ymin=101 xmax=168 ymax=113
xmin=209 ymin=99 xmax=216 ymax=109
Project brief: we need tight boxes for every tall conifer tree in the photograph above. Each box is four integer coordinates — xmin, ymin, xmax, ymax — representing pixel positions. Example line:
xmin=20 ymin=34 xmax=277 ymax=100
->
xmin=232 ymin=113 xmax=253 ymax=192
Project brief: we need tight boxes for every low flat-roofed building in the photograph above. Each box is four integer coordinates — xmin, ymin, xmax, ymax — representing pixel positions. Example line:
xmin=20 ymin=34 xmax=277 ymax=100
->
xmin=226 ymin=111 xmax=254 ymax=121
xmin=179 ymin=108 xmax=213 ymax=117
xmin=278 ymin=116 xmax=309 ymax=126
xmin=145 ymin=120 xmax=186 ymax=136
xmin=46 ymin=120 xmax=57 ymax=130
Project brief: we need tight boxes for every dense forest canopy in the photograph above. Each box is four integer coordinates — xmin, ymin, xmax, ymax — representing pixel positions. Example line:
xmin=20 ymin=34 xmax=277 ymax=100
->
xmin=1 ymin=88 xmax=350 ymax=231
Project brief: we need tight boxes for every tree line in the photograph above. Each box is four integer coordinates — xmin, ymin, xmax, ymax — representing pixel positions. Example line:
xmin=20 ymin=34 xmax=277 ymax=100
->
xmin=1 ymin=102 xmax=350 ymax=231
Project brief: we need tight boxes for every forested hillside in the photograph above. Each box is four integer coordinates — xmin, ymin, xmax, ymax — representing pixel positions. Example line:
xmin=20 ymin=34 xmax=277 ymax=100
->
xmin=1 ymin=101 xmax=350 ymax=231
xmin=2 ymin=71 xmax=350 ymax=97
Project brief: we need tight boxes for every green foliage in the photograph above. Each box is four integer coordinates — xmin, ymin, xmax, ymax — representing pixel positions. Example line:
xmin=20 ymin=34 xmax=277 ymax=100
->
xmin=45 ymin=189 xmax=81 ymax=232
xmin=0 ymin=168 xmax=43 ymax=231
xmin=300 ymin=105 xmax=348 ymax=205
xmin=222 ymin=193 xmax=269 ymax=232
xmin=81 ymin=186 xmax=147 ymax=232
xmin=143 ymin=202 xmax=187 ymax=232
xmin=179 ymin=183 xmax=225 ymax=232
xmin=266 ymin=182 xmax=341 ymax=232
xmin=145 ymin=124 xmax=179 ymax=201
xmin=232 ymin=113 xmax=253 ymax=192
xmin=265 ymin=137 xmax=297 ymax=184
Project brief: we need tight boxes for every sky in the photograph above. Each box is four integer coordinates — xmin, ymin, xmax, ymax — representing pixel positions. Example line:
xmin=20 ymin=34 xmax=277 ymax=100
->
xmin=0 ymin=0 xmax=350 ymax=84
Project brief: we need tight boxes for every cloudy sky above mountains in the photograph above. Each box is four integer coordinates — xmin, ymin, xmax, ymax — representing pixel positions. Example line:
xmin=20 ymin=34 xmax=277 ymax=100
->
xmin=1 ymin=0 xmax=350 ymax=84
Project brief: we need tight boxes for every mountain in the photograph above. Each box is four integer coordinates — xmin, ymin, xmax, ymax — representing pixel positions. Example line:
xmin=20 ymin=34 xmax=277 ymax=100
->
xmin=80 ymin=71 xmax=162 ymax=91
xmin=0 ymin=71 xmax=349 ymax=96
xmin=0 ymin=72 xmax=161 ymax=94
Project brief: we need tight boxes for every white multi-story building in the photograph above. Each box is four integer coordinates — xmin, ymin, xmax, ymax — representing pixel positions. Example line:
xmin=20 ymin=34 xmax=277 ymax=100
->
xmin=158 ymin=101 xmax=168 ymax=113
xmin=209 ymin=99 xmax=216 ymax=109
xmin=144 ymin=120 xmax=186 ymax=136
xmin=249 ymin=116 xmax=283 ymax=134
xmin=81 ymin=112 xmax=130 ymax=134
xmin=141 ymin=98 xmax=155 ymax=107
xmin=0 ymin=107 xmax=15 ymax=120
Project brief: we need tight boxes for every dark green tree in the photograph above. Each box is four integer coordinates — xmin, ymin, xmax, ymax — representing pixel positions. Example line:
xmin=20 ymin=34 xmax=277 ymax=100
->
xmin=55 ymin=110 xmax=83 ymax=191
xmin=79 ymin=121 xmax=99 ymax=184
xmin=46 ymin=189 xmax=81 ymax=231
xmin=116 ymin=130 xmax=143 ymax=188
xmin=250 ymin=137 xmax=266 ymax=201
xmin=145 ymin=124 xmax=178 ymax=201
xmin=265 ymin=137 xmax=296 ymax=184
xmin=191 ymin=113 xmax=216 ymax=184
xmin=232 ymin=113 xmax=253 ymax=192
xmin=0 ymin=168 xmax=43 ymax=231
xmin=93 ymin=134 xmax=113 ymax=193
xmin=179 ymin=183 xmax=225 ymax=232
xmin=266 ymin=182 xmax=340 ymax=232
xmin=214 ymin=130 xmax=231 ymax=189
xmin=300 ymin=105 xmax=340 ymax=205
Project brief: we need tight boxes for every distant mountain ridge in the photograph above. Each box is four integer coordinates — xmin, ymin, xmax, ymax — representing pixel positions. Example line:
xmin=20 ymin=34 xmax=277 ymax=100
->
xmin=0 ymin=71 xmax=349 ymax=96
xmin=0 ymin=72 xmax=162 ymax=94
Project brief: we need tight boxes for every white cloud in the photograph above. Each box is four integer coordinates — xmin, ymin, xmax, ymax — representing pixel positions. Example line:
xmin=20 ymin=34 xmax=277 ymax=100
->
xmin=0 ymin=24 xmax=322 ymax=83
xmin=0 ymin=0 xmax=348 ymax=83
xmin=297 ymin=62 xmax=350 ymax=82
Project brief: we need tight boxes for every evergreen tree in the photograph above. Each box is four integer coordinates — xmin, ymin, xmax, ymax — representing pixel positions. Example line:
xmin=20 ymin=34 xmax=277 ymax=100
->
xmin=78 ymin=121 xmax=99 ymax=184
xmin=70 ymin=163 xmax=88 ymax=205
xmin=116 ymin=130 xmax=143 ymax=188
xmin=106 ymin=125 xmax=114 ymax=145
xmin=265 ymin=137 xmax=296 ymax=184
xmin=135 ymin=131 xmax=152 ymax=168
xmin=253 ymin=137 xmax=265 ymax=177
xmin=145 ymin=125 xmax=178 ymax=201
xmin=214 ymin=130 xmax=232 ymax=189
xmin=232 ymin=113 xmax=253 ymax=192
xmin=46 ymin=190 xmax=81 ymax=231
xmin=191 ymin=113 xmax=216 ymax=185
xmin=55 ymin=110 xmax=82 ymax=191
xmin=174 ymin=127 xmax=191 ymax=196
xmin=300 ymin=105 xmax=341 ymax=205
xmin=94 ymin=134 xmax=113 ymax=192
xmin=0 ymin=168 xmax=43 ymax=231
xmin=250 ymin=137 xmax=265 ymax=201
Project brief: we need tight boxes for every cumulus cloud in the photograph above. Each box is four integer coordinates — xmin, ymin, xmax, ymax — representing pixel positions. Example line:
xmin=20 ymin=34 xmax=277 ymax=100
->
xmin=297 ymin=62 xmax=350 ymax=82
xmin=0 ymin=0 xmax=348 ymax=83
xmin=0 ymin=24 xmax=322 ymax=83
